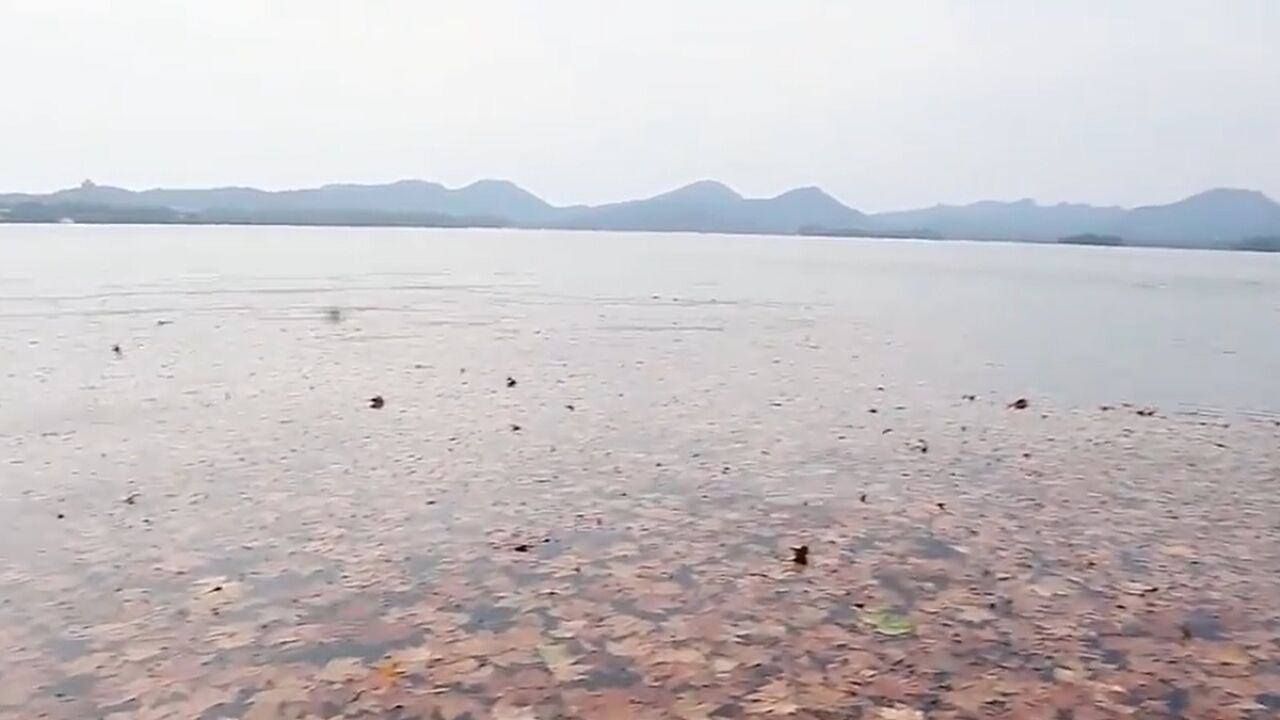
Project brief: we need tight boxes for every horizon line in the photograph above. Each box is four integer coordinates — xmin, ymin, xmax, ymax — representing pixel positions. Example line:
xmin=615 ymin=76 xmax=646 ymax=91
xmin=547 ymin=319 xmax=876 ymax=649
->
xmin=2 ymin=177 xmax=1274 ymax=214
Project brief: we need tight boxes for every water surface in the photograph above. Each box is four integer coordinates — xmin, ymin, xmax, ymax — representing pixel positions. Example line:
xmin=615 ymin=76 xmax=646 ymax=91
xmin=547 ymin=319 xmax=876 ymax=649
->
xmin=1 ymin=226 xmax=1277 ymax=719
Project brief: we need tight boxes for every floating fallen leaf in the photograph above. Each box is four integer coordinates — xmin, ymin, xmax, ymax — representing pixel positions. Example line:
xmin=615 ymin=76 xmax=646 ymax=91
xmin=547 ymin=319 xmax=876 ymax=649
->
xmin=955 ymin=605 xmax=996 ymax=624
xmin=317 ymin=657 xmax=367 ymax=683
xmin=673 ymin=695 xmax=716 ymax=720
xmin=491 ymin=702 xmax=540 ymax=720
xmin=654 ymin=647 xmax=706 ymax=664
xmin=865 ymin=610 xmax=915 ymax=637
xmin=1203 ymin=643 xmax=1251 ymax=666
xmin=369 ymin=395 xmax=385 ymax=409
xmin=712 ymin=657 xmax=741 ymax=673
xmin=746 ymin=680 xmax=800 ymax=716
xmin=791 ymin=545 xmax=809 ymax=566
xmin=1119 ymin=581 xmax=1160 ymax=596
xmin=537 ymin=643 xmax=584 ymax=682
xmin=374 ymin=659 xmax=406 ymax=687
xmin=207 ymin=624 xmax=256 ymax=650
xmin=1161 ymin=544 xmax=1196 ymax=558
xmin=1046 ymin=668 xmax=1081 ymax=687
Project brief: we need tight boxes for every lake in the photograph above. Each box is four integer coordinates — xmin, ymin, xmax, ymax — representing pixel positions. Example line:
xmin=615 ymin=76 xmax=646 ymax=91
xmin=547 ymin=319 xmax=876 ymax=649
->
xmin=1 ymin=226 xmax=1277 ymax=718
xmin=4 ymin=225 xmax=1280 ymax=416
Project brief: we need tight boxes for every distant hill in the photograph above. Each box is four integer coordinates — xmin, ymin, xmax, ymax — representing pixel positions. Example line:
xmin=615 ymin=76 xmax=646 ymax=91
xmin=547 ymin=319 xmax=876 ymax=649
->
xmin=553 ymin=181 xmax=870 ymax=234
xmin=873 ymin=199 xmax=1128 ymax=242
xmin=4 ymin=179 xmax=1280 ymax=251
xmin=1112 ymin=189 xmax=1280 ymax=247
xmin=2 ymin=179 xmax=558 ymax=224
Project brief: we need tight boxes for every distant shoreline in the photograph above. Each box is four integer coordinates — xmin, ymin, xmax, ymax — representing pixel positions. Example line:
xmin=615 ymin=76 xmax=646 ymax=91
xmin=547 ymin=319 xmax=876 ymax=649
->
xmin=4 ymin=217 xmax=1279 ymax=254
xmin=3 ymin=179 xmax=1279 ymax=252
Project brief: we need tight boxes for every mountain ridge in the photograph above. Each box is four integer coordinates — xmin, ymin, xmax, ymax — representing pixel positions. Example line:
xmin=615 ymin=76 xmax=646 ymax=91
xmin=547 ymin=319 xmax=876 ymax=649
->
xmin=3 ymin=180 xmax=1278 ymax=250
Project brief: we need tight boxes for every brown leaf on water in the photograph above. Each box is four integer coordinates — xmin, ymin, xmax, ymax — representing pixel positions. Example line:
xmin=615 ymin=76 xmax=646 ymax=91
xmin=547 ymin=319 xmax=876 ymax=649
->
xmin=745 ymin=680 xmax=800 ymax=716
xmin=317 ymin=657 xmax=367 ymax=683
xmin=434 ymin=657 xmax=488 ymax=684
xmin=606 ymin=636 xmax=651 ymax=658
xmin=672 ymin=694 xmax=716 ymax=720
xmin=373 ymin=659 xmax=406 ymax=688
xmin=711 ymin=657 xmax=741 ymax=674
xmin=1119 ymin=581 xmax=1160 ymax=596
xmin=633 ymin=593 xmax=682 ymax=614
xmin=206 ymin=623 xmax=256 ymax=650
xmin=946 ymin=680 xmax=1001 ymax=714
xmin=491 ymin=700 xmax=540 ymax=720
xmin=242 ymin=679 xmax=312 ymax=720
xmin=877 ymin=707 xmax=925 ymax=720
xmin=653 ymin=647 xmax=706 ymax=665
xmin=414 ymin=692 xmax=485 ymax=720
xmin=1202 ymin=643 xmax=1252 ymax=666
xmin=791 ymin=545 xmax=810 ymax=565
xmin=537 ymin=643 xmax=585 ymax=683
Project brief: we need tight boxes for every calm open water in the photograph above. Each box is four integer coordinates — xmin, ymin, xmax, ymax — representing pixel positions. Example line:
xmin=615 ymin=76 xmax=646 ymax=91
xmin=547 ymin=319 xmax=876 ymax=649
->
xmin=4 ymin=225 xmax=1279 ymax=416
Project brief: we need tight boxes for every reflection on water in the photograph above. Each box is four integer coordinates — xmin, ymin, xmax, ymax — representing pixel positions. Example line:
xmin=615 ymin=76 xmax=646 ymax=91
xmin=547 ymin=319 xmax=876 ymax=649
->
xmin=0 ymin=226 xmax=1278 ymax=718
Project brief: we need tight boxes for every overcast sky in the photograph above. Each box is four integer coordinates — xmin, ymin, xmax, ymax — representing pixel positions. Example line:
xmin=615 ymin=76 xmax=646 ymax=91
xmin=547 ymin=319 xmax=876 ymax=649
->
xmin=1 ymin=0 xmax=1276 ymax=210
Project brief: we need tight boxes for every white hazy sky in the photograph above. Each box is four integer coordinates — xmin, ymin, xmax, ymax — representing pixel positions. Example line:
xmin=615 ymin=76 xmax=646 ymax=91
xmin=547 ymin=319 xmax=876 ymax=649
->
xmin=1 ymin=0 xmax=1276 ymax=210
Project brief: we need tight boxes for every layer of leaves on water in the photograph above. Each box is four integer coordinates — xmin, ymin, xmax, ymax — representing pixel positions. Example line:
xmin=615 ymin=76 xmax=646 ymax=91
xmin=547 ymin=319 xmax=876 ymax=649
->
xmin=1 ymin=303 xmax=1277 ymax=720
